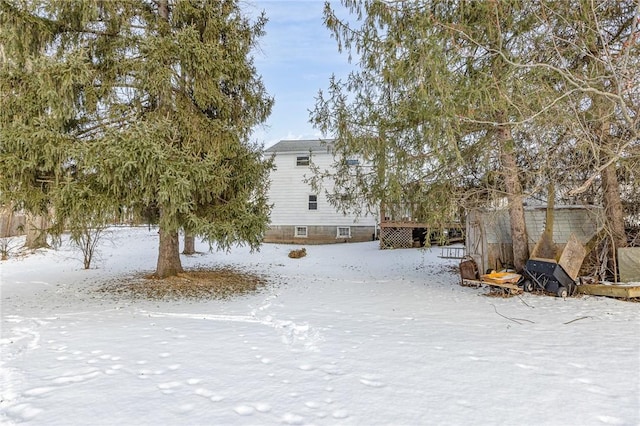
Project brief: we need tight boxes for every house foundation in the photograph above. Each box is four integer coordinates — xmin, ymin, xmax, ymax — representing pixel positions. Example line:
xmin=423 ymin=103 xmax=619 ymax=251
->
xmin=264 ymin=225 xmax=376 ymax=244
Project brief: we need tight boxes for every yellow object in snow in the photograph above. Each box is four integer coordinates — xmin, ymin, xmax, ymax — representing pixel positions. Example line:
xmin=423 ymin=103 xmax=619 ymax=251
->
xmin=481 ymin=272 xmax=522 ymax=284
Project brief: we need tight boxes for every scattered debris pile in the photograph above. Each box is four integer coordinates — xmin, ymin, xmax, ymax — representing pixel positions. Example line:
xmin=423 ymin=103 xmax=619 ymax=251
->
xmin=288 ymin=248 xmax=307 ymax=259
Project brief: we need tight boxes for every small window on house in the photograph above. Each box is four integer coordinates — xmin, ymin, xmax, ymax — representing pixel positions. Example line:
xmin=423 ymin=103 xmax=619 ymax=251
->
xmin=296 ymin=156 xmax=310 ymax=166
xmin=295 ymin=226 xmax=308 ymax=237
xmin=346 ymin=158 xmax=359 ymax=166
xmin=308 ymin=195 xmax=317 ymax=210
xmin=337 ymin=227 xmax=351 ymax=238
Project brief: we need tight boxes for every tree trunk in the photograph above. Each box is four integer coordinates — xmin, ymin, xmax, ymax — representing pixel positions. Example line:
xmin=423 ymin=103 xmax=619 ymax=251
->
xmin=533 ymin=183 xmax=557 ymax=259
xmin=24 ymin=214 xmax=49 ymax=249
xmin=602 ymin=160 xmax=627 ymax=280
xmin=497 ymin=115 xmax=529 ymax=272
xmin=602 ymin=163 xmax=626 ymax=250
xmin=183 ymin=233 xmax=195 ymax=255
xmin=156 ymin=228 xmax=183 ymax=278
xmin=597 ymin=117 xmax=627 ymax=279
xmin=153 ymin=0 xmax=181 ymax=279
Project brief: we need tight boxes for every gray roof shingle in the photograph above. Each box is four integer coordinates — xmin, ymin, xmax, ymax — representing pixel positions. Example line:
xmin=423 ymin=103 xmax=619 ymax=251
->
xmin=265 ymin=139 xmax=334 ymax=154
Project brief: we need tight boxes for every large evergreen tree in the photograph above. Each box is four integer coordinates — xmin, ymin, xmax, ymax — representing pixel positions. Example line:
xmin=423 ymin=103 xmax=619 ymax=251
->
xmin=312 ymin=1 xmax=537 ymax=270
xmin=0 ymin=0 xmax=273 ymax=277
xmin=527 ymin=0 xmax=639 ymax=268
xmin=312 ymin=0 xmax=638 ymax=272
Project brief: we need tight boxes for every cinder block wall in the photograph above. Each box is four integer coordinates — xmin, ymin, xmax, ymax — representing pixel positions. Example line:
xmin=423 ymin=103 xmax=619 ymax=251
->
xmin=264 ymin=225 xmax=376 ymax=244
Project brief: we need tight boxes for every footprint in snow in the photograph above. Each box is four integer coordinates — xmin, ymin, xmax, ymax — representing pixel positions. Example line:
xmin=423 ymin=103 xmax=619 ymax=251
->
xmin=332 ymin=409 xmax=349 ymax=419
xmin=4 ymin=402 xmax=42 ymax=422
xmin=298 ymin=364 xmax=314 ymax=371
xmin=157 ymin=381 xmax=182 ymax=394
xmin=515 ymin=363 xmax=539 ymax=371
xmin=234 ymin=405 xmax=255 ymax=416
xmin=194 ymin=388 xmax=214 ymax=398
xmin=359 ymin=374 xmax=385 ymax=388
xmin=52 ymin=370 xmax=101 ymax=385
xmin=177 ymin=403 xmax=195 ymax=413
xmin=597 ymin=415 xmax=625 ymax=425
xmin=254 ymin=402 xmax=271 ymax=413
xmin=23 ymin=387 xmax=56 ymax=397
xmin=586 ymin=385 xmax=611 ymax=396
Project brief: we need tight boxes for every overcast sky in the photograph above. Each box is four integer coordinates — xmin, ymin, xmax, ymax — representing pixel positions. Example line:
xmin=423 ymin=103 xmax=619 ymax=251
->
xmin=246 ymin=1 xmax=354 ymax=147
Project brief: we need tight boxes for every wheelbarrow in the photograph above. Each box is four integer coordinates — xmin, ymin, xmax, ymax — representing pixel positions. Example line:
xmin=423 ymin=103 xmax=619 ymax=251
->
xmin=522 ymin=258 xmax=576 ymax=298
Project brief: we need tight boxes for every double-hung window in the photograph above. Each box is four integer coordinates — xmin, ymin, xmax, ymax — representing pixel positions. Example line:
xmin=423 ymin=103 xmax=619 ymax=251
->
xmin=296 ymin=156 xmax=310 ymax=166
xmin=308 ymin=195 xmax=318 ymax=210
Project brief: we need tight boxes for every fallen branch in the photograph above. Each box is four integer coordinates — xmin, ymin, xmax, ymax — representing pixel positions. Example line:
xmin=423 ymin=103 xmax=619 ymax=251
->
xmin=491 ymin=304 xmax=535 ymax=325
xmin=563 ymin=316 xmax=593 ymax=325
xmin=517 ymin=294 xmax=534 ymax=308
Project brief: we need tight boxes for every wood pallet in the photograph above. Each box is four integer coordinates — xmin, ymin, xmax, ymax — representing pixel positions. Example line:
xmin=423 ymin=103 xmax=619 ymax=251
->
xmin=461 ymin=278 xmax=523 ymax=295
xmin=577 ymin=284 xmax=640 ymax=298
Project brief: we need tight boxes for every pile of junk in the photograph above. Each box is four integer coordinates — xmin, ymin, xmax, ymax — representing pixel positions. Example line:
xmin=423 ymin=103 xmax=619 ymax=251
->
xmin=460 ymin=233 xmax=584 ymax=298
xmin=459 ymin=195 xmax=640 ymax=298
xmin=460 ymin=193 xmax=589 ymax=297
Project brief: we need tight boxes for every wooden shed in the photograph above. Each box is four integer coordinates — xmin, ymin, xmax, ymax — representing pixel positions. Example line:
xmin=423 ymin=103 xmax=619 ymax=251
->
xmin=466 ymin=205 xmax=603 ymax=273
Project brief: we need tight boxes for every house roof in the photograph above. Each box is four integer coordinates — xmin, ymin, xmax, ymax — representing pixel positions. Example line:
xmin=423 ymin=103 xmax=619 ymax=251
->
xmin=265 ymin=139 xmax=334 ymax=154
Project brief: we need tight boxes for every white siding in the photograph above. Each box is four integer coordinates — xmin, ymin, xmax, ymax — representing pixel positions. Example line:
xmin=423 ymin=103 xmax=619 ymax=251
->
xmin=267 ymin=150 xmax=377 ymax=227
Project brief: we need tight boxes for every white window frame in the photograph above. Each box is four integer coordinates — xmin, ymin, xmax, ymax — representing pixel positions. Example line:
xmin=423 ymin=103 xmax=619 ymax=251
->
xmin=296 ymin=155 xmax=310 ymax=166
xmin=337 ymin=226 xmax=351 ymax=238
xmin=295 ymin=226 xmax=308 ymax=238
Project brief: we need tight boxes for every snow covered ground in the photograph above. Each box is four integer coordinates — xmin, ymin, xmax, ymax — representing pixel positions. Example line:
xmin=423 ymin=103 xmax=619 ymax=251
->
xmin=1 ymin=226 xmax=638 ymax=426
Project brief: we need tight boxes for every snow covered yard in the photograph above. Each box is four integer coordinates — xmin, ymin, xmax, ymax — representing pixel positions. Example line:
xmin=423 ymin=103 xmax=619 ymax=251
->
xmin=1 ymin=227 xmax=638 ymax=426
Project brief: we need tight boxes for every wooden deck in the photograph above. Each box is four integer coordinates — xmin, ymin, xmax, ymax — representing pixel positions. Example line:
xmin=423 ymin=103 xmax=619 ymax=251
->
xmin=378 ymin=221 xmax=464 ymax=249
xmin=379 ymin=221 xmax=432 ymax=228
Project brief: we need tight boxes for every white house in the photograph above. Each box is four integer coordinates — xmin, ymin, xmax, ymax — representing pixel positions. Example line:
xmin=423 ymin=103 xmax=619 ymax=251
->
xmin=263 ymin=139 xmax=378 ymax=244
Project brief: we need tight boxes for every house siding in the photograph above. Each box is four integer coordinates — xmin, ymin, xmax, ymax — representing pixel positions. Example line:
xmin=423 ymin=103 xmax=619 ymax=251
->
xmin=264 ymin=141 xmax=377 ymax=244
